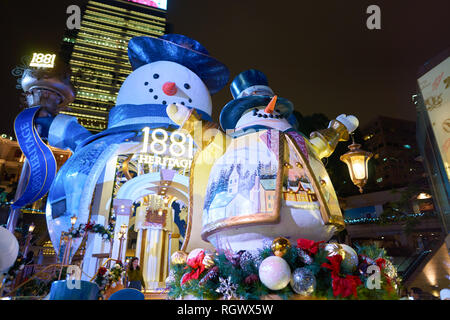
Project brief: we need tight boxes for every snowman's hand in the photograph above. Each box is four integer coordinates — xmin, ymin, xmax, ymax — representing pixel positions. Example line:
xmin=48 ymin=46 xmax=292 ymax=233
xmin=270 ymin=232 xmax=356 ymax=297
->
xmin=166 ymin=103 xmax=191 ymax=126
xmin=336 ymin=114 xmax=359 ymax=134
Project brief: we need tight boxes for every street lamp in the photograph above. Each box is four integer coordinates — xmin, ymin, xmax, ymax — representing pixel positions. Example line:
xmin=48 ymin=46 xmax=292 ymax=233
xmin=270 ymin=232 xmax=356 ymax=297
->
xmin=340 ymin=139 xmax=373 ymax=194
xmin=117 ymin=224 xmax=128 ymax=262
xmin=28 ymin=222 xmax=35 ymax=233
xmin=23 ymin=222 xmax=35 ymax=257
xmin=70 ymin=215 xmax=77 ymax=230
xmin=61 ymin=215 xmax=77 ymax=266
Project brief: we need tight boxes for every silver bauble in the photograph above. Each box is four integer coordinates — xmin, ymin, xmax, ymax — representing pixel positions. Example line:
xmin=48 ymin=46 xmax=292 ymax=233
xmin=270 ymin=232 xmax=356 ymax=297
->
xmin=290 ymin=267 xmax=316 ymax=296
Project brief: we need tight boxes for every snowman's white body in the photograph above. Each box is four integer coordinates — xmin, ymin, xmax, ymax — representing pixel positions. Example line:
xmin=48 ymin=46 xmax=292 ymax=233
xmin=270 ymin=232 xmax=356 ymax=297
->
xmin=200 ymin=112 xmax=344 ymax=253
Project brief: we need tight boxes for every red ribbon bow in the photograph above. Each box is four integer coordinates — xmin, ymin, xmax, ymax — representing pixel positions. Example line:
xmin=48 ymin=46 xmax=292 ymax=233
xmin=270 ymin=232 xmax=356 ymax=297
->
xmin=181 ymin=250 xmax=206 ymax=285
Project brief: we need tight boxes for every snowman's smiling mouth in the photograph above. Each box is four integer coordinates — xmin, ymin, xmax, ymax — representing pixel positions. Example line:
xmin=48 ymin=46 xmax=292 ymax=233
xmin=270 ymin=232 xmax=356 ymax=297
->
xmin=252 ymin=108 xmax=285 ymax=119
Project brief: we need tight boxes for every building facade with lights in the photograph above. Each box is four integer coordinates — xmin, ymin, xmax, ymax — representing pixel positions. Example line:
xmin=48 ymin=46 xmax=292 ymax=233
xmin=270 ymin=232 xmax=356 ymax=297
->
xmin=361 ymin=116 xmax=425 ymax=190
xmin=60 ymin=0 xmax=167 ymax=132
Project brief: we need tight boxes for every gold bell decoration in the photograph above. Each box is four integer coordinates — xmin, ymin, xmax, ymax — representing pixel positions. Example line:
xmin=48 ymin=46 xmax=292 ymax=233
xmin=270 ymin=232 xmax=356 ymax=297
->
xmin=271 ymin=237 xmax=291 ymax=257
xmin=324 ymin=243 xmax=358 ymax=273
xmin=202 ymin=253 xmax=215 ymax=269
xmin=171 ymin=250 xmax=188 ymax=265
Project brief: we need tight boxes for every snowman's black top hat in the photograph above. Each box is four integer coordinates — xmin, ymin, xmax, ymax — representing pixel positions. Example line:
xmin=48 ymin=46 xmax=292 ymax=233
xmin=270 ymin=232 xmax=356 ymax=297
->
xmin=220 ymin=69 xmax=294 ymax=130
xmin=128 ymin=34 xmax=229 ymax=95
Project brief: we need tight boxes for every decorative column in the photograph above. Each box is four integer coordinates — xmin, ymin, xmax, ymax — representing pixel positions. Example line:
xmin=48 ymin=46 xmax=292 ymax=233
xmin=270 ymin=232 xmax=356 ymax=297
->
xmin=81 ymin=156 xmax=117 ymax=280
xmin=111 ymin=199 xmax=133 ymax=262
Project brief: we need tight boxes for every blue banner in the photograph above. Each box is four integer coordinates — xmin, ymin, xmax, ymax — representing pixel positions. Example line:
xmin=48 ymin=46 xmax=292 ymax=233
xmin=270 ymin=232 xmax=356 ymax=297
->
xmin=12 ymin=106 xmax=57 ymax=208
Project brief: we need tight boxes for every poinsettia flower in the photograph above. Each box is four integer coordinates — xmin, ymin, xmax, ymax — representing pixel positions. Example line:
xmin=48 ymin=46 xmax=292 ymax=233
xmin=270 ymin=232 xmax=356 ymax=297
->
xmin=321 ymin=254 xmax=343 ymax=275
xmin=322 ymin=255 xmax=362 ymax=298
xmin=375 ymin=258 xmax=386 ymax=270
xmin=331 ymin=274 xmax=362 ymax=298
xmin=297 ymin=238 xmax=324 ymax=255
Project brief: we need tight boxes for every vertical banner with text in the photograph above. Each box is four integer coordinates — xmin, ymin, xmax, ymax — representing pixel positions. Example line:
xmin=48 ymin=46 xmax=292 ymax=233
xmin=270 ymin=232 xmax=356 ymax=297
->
xmin=12 ymin=106 xmax=57 ymax=208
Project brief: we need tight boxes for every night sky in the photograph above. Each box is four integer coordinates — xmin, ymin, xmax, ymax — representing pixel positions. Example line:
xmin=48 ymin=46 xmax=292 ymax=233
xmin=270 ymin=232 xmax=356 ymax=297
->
xmin=1 ymin=0 xmax=449 ymax=137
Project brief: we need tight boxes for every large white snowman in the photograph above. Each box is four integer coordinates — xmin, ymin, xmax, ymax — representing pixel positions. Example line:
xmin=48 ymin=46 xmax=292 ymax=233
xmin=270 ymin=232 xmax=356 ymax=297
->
xmin=167 ymin=69 xmax=358 ymax=253
xmin=41 ymin=34 xmax=229 ymax=262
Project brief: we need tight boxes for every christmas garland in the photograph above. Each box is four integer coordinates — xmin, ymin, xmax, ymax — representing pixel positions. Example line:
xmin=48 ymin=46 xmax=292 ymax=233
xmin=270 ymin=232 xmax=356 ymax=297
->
xmin=167 ymin=238 xmax=401 ymax=300
xmin=1 ymin=254 xmax=26 ymax=294
xmin=69 ymin=221 xmax=114 ymax=241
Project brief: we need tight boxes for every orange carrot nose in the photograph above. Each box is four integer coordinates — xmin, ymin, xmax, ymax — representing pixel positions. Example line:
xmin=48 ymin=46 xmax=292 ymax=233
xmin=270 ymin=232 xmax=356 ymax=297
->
xmin=264 ymin=95 xmax=278 ymax=114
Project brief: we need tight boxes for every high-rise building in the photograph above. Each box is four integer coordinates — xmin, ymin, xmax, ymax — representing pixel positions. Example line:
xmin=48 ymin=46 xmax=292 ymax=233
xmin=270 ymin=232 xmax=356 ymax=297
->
xmin=361 ymin=116 xmax=425 ymax=190
xmin=60 ymin=0 xmax=168 ymax=132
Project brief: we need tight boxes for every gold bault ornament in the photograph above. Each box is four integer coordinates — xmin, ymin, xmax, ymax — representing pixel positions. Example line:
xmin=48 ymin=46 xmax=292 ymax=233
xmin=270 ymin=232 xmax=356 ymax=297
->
xmin=202 ymin=253 xmax=215 ymax=269
xmin=171 ymin=251 xmax=188 ymax=265
xmin=271 ymin=237 xmax=291 ymax=257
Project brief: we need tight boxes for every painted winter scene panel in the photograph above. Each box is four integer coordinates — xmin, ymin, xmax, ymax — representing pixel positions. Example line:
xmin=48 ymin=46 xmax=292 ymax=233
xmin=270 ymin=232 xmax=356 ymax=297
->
xmin=282 ymin=138 xmax=320 ymax=210
xmin=284 ymin=134 xmax=342 ymax=223
xmin=202 ymin=131 xmax=280 ymax=228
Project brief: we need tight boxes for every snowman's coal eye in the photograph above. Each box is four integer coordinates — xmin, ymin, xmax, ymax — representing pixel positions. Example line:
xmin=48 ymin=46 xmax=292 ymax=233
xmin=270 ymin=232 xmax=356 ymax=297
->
xmin=181 ymin=102 xmax=185 ymax=105
xmin=184 ymin=83 xmax=190 ymax=90
xmin=153 ymin=74 xmax=159 ymax=79
xmin=188 ymin=98 xmax=192 ymax=103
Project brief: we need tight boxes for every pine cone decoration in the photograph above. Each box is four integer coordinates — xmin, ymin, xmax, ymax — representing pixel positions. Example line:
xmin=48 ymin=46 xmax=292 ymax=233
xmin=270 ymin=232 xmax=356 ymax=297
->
xmin=244 ymin=274 xmax=259 ymax=285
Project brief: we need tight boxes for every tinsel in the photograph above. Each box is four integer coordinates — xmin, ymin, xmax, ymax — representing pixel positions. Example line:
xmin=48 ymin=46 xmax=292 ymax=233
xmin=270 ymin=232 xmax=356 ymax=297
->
xmin=239 ymin=251 xmax=254 ymax=273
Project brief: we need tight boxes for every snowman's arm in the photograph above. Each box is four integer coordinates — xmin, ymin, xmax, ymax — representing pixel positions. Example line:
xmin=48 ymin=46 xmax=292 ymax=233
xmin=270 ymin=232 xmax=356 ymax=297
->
xmin=309 ymin=114 xmax=359 ymax=159
xmin=46 ymin=114 xmax=93 ymax=152
xmin=167 ymin=104 xmax=227 ymax=152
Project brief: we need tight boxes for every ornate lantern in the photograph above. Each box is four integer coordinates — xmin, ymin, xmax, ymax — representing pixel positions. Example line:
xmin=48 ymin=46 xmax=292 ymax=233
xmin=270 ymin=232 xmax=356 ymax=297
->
xmin=340 ymin=141 xmax=373 ymax=193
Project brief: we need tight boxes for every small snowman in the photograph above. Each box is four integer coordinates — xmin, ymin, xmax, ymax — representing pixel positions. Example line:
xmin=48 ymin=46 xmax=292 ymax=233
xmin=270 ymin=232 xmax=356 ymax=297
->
xmin=167 ymin=69 xmax=358 ymax=252
xmin=37 ymin=34 xmax=229 ymax=260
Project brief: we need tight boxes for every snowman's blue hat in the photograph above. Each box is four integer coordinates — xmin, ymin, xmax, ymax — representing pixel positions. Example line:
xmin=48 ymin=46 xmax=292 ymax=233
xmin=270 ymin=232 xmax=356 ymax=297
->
xmin=220 ymin=69 xmax=295 ymax=130
xmin=128 ymin=34 xmax=229 ymax=95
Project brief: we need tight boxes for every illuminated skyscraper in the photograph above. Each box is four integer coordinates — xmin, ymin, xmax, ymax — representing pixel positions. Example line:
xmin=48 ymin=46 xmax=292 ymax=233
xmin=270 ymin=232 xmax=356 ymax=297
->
xmin=60 ymin=0 xmax=168 ymax=132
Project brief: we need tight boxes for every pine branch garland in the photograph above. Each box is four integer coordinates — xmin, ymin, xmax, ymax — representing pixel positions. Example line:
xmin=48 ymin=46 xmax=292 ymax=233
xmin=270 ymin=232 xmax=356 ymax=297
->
xmin=167 ymin=240 xmax=400 ymax=300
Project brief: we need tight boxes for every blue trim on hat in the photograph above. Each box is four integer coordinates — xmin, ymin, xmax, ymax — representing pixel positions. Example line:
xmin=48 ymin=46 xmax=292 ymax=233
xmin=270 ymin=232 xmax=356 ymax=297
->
xmin=219 ymin=96 xmax=294 ymax=130
xmin=230 ymin=69 xmax=269 ymax=99
xmin=128 ymin=35 xmax=229 ymax=95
